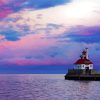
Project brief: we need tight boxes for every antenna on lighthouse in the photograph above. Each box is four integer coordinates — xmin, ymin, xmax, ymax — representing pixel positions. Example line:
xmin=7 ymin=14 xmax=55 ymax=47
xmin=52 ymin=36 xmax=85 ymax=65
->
xmin=85 ymin=48 xmax=89 ymax=59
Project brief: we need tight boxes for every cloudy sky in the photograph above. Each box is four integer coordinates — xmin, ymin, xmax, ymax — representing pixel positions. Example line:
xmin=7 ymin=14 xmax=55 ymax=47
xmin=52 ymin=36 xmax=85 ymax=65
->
xmin=0 ymin=0 xmax=100 ymax=73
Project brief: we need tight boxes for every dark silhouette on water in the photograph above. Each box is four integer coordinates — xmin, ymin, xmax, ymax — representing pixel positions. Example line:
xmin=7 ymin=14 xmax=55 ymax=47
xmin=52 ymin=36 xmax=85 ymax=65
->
xmin=65 ymin=48 xmax=100 ymax=81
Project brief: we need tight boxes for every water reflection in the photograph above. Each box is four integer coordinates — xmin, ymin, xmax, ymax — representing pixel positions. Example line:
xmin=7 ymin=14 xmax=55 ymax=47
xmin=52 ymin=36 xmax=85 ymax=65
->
xmin=0 ymin=75 xmax=99 ymax=100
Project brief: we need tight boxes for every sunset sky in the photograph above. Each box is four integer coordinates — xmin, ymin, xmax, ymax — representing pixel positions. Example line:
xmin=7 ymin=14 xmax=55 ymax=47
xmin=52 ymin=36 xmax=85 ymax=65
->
xmin=0 ymin=0 xmax=100 ymax=73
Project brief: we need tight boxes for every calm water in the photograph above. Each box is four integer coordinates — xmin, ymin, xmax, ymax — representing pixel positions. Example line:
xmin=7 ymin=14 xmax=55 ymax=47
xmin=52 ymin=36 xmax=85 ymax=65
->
xmin=0 ymin=74 xmax=100 ymax=100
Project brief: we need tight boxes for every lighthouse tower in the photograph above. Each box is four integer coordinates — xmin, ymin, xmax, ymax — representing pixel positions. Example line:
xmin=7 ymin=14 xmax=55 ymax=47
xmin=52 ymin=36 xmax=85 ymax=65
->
xmin=74 ymin=48 xmax=93 ymax=70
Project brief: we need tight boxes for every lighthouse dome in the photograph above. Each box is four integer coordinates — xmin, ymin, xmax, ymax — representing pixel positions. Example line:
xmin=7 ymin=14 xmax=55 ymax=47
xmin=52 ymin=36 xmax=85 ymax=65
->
xmin=74 ymin=59 xmax=93 ymax=65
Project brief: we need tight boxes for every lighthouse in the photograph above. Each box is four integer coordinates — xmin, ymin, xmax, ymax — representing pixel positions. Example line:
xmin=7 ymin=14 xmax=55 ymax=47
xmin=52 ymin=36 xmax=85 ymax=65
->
xmin=74 ymin=48 xmax=93 ymax=70
xmin=65 ymin=48 xmax=100 ymax=80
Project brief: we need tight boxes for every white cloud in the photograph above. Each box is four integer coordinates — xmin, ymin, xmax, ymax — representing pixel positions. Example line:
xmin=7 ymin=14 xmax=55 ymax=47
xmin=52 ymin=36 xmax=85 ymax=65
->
xmin=0 ymin=0 xmax=100 ymax=37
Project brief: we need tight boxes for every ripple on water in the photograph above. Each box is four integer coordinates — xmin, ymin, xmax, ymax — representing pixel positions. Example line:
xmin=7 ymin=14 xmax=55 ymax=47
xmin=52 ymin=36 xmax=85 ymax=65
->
xmin=0 ymin=74 xmax=99 ymax=100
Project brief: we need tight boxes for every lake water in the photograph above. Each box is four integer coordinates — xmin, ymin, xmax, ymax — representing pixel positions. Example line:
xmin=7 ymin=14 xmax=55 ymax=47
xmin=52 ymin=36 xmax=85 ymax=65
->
xmin=0 ymin=74 xmax=100 ymax=100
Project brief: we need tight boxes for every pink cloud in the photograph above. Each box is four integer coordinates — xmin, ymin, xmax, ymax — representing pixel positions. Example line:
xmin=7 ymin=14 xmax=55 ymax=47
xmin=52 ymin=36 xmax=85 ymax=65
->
xmin=0 ymin=0 xmax=6 ymax=5
xmin=0 ymin=9 xmax=13 ymax=18
xmin=2 ymin=58 xmax=67 ymax=66
xmin=0 ymin=0 xmax=12 ymax=5
xmin=0 ymin=34 xmax=58 ymax=58
xmin=0 ymin=33 xmax=69 ymax=65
